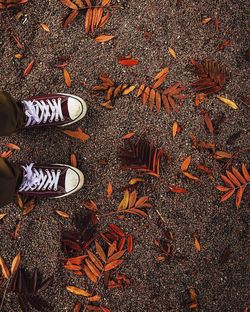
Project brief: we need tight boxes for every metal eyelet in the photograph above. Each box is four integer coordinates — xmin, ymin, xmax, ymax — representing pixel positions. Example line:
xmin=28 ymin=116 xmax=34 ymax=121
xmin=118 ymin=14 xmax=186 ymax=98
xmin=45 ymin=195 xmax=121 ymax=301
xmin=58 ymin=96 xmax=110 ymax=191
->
xmin=53 ymin=187 xmax=57 ymax=191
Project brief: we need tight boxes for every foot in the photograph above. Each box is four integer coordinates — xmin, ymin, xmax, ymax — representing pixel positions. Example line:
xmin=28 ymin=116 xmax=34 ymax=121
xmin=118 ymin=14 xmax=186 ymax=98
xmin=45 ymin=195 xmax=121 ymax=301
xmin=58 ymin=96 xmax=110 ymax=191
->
xmin=18 ymin=163 xmax=84 ymax=198
xmin=20 ymin=93 xmax=87 ymax=128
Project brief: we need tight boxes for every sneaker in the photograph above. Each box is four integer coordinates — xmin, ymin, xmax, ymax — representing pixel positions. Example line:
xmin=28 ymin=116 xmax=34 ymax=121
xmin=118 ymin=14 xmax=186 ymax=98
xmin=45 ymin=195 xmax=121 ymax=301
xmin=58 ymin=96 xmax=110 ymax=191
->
xmin=20 ymin=93 xmax=87 ymax=128
xmin=18 ymin=163 xmax=84 ymax=198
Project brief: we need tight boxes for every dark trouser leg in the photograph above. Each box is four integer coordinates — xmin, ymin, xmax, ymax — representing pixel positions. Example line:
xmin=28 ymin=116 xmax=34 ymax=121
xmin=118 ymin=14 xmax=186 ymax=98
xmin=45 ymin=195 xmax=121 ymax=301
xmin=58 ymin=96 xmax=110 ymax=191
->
xmin=0 ymin=157 xmax=22 ymax=207
xmin=0 ymin=91 xmax=25 ymax=136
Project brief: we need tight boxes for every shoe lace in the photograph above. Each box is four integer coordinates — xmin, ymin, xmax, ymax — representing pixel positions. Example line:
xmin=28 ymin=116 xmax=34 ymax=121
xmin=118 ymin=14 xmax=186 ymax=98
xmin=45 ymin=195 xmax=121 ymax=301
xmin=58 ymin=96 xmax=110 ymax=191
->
xmin=19 ymin=163 xmax=61 ymax=192
xmin=22 ymin=97 xmax=64 ymax=126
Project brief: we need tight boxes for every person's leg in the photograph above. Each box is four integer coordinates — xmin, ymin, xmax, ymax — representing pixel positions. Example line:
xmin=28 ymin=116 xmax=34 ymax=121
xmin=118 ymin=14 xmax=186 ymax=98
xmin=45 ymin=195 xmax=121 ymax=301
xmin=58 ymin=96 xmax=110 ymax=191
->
xmin=0 ymin=91 xmax=25 ymax=136
xmin=0 ymin=157 xmax=23 ymax=207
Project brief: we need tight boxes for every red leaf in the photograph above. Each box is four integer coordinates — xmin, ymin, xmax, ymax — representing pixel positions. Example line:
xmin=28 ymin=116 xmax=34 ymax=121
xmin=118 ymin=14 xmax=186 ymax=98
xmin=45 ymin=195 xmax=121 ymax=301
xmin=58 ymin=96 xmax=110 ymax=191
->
xmin=127 ymin=234 xmax=133 ymax=253
xmin=118 ymin=58 xmax=139 ymax=67
xmin=169 ymin=186 xmax=188 ymax=193
xmin=108 ymin=224 xmax=125 ymax=237
xmin=104 ymin=260 xmax=124 ymax=271
xmin=23 ymin=60 xmax=35 ymax=77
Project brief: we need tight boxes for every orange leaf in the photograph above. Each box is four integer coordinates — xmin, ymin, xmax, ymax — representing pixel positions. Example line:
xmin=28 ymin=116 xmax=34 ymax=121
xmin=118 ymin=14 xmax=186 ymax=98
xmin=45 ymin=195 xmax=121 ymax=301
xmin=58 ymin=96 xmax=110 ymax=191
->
xmin=168 ymin=47 xmax=176 ymax=59
xmin=154 ymin=67 xmax=169 ymax=80
xmin=215 ymin=185 xmax=230 ymax=192
xmin=181 ymin=156 xmax=191 ymax=172
xmin=202 ymin=17 xmax=212 ymax=24
xmin=87 ymin=250 xmax=103 ymax=270
xmin=242 ymin=164 xmax=250 ymax=182
xmin=95 ymin=35 xmax=115 ymax=42
xmin=64 ymin=264 xmax=82 ymax=271
xmin=204 ymin=112 xmax=214 ymax=134
xmin=1 ymin=151 xmax=12 ymax=159
xmin=137 ymin=84 xmax=146 ymax=97
xmin=221 ymin=175 xmax=235 ymax=189
xmin=85 ymin=258 xmax=100 ymax=277
xmin=83 ymin=264 xmax=97 ymax=283
xmin=220 ymin=189 xmax=235 ymax=202
xmin=23 ymin=60 xmax=34 ymax=77
xmin=70 ymin=154 xmax=77 ymax=167
xmin=108 ymin=241 xmax=117 ymax=257
xmin=102 ymin=0 xmax=110 ymax=6
xmin=153 ymin=75 xmax=167 ymax=89
xmin=63 ymin=67 xmax=71 ymax=87
xmin=104 ymin=260 xmax=124 ymax=271
xmin=56 ymin=210 xmax=70 ymax=218
xmin=66 ymin=285 xmax=91 ymax=297
xmin=85 ymin=8 xmax=93 ymax=33
xmin=118 ymin=58 xmax=139 ymax=67
xmin=108 ymin=224 xmax=125 ymax=237
xmin=169 ymin=186 xmax=188 ymax=193
xmin=122 ymin=132 xmax=135 ymax=139
xmin=22 ymin=198 xmax=36 ymax=216
xmin=63 ymin=127 xmax=90 ymax=142
xmin=83 ymin=200 xmax=97 ymax=212
xmin=226 ymin=170 xmax=241 ymax=187
xmin=60 ymin=0 xmax=78 ymax=10
xmin=194 ymin=237 xmax=201 ymax=252
xmin=88 ymin=295 xmax=101 ymax=302
xmin=95 ymin=241 xmax=106 ymax=262
xmin=107 ymin=250 xmax=126 ymax=262
xmin=128 ymin=178 xmax=145 ymax=185
xmin=195 ymin=93 xmax=206 ymax=107
xmin=183 ymin=171 xmax=199 ymax=181
xmin=0 ymin=256 xmax=10 ymax=279
xmin=41 ymin=23 xmax=50 ymax=32
xmin=6 ymin=143 xmax=20 ymax=151
xmin=67 ymin=255 xmax=87 ymax=265
xmin=0 ymin=213 xmax=7 ymax=221
xmin=215 ymin=15 xmax=219 ymax=32
xmin=214 ymin=151 xmax=233 ymax=159
xmin=231 ymin=167 xmax=246 ymax=184
xmin=107 ymin=182 xmax=113 ymax=198
xmin=235 ymin=186 xmax=245 ymax=209
xmin=172 ymin=121 xmax=179 ymax=138
xmin=99 ymin=11 xmax=110 ymax=28
xmin=127 ymin=234 xmax=133 ymax=253
xmin=63 ymin=9 xmax=79 ymax=28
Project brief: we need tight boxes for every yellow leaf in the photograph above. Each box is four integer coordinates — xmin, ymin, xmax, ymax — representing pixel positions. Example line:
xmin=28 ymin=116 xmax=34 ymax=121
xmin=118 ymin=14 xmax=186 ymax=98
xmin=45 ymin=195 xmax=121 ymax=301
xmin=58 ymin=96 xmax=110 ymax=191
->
xmin=0 ymin=256 xmax=10 ymax=279
xmin=15 ymin=53 xmax=23 ymax=59
xmin=63 ymin=127 xmax=90 ymax=142
xmin=217 ymin=96 xmax=238 ymax=109
xmin=0 ymin=213 xmax=6 ymax=221
xmin=118 ymin=190 xmax=129 ymax=210
xmin=122 ymin=85 xmax=136 ymax=95
xmin=56 ymin=210 xmax=70 ymax=218
xmin=63 ymin=67 xmax=71 ymax=88
xmin=95 ymin=35 xmax=115 ymax=42
xmin=66 ymin=286 xmax=91 ymax=297
xmin=168 ymin=47 xmax=177 ymax=59
xmin=41 ymin=23 xmax=50 ymax=32
xmin=128 ymin=178 xmax=145 ymax=185
xmin=11 ymin=252 xmax=21 ymax=275
xmin=194 ymin=237 xmax=201 ymax=252
xmin=107 ymin=182 xmax=113 ymax=198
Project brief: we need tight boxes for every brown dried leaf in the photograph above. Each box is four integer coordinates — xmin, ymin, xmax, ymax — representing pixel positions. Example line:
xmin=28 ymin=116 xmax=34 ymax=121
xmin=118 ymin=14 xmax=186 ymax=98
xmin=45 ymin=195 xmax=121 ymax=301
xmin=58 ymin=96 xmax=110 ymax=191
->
xmin=83 ymin=264 xmax=98 ymax=283
xmin=63 ymin=67 xmax=71 ymax=87
xmin=95 ymin=35 xmax=114 ymax=42
xmin=87 ymin=250 xmax=104 ymax=270
xmin=66 ymin=286 xmax=91 ymax=297
xmin=70 ymin=154 xmax=77 ymax=167
xmin=60 ymin=0 xmax=78 ymax=10
xmin=41 ymin=23 xmax=50 ymax=32
xmin=104 ymin=260 xmax=124 ymax=271
xmin=11 ymin=252 xmax=21 ymax=275
xmin=204 ymin=112 xmax=214 ymax=134
xmin=168 ymin=47 xmax=176 ymax=59
xmin=85 ymin=8 xmax=93 ymax=33
xmin=107 ymin=182 xmax=113 ymax=198
xmin=95 ymin=241 xmax=106 ymax=262
xmin=181 ymin=156 xmax=191 ymax=172
xmin=194 ymin=237 xmax=201 ymax=252
xmin=0 ymin=213 xmax=7 ymax=221
xmin=23 ymin=60 xmax=34 ymax=77
xmin=0 ymin=256 xmax=10 ymax=279
xmin=154 ymin=67 xmax=169 ymax=80
xmin=56 ymin=210 xmax=70 ymax=218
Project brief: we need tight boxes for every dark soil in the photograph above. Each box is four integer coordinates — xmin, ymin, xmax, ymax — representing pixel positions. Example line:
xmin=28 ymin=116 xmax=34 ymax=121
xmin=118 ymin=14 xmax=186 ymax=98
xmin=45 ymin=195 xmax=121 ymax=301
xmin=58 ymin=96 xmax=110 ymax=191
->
xmin=0 ymin=0 xmax=249 ymax=311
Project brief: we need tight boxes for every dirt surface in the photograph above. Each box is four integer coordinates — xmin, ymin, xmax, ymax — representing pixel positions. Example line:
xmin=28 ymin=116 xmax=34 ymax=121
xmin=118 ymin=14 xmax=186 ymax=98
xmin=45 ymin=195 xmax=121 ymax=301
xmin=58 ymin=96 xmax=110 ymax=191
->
xmin=0 ymin=0 xmax=249 ymax=311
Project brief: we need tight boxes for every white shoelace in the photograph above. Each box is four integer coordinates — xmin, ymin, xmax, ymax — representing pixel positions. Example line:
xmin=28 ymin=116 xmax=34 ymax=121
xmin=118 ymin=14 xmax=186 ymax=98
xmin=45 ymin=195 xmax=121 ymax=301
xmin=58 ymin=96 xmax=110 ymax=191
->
xmin=19 ymin=163 xmax=61 ymax=192
xmin=22 ymin=98 xmax=64 ymax=126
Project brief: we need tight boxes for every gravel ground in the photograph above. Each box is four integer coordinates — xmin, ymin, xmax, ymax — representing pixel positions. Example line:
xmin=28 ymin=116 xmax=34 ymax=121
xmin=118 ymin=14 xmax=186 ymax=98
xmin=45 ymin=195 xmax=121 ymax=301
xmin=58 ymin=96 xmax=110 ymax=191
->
xmin=0 ymin=0 xmax=249 ymax=311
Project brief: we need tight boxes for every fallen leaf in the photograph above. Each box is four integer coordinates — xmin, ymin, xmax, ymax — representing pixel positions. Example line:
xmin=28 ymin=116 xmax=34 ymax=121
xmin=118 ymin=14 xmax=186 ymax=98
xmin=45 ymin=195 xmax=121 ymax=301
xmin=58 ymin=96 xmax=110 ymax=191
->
xmin=0 ymin=256 xmax=10 ymax=279
xmin=118 ymin=58 xmax=139 ymax=67
xmin=217 ymin=96 xmax=238 ymax=109
xmin=11 ymin=252 xmax=21 ymax=274
xmin=63 ymin=127 xmax=90 ymax=142
xmin=95 ymin=35 xmax=114 ymax=42
xmin=104 ymin=260 xmax=123 ymax=271
xmin=202 ymin=17 xmax=212 ymax=24
xmin=22 ymin=198 xmax=36 ymax=216
xmin=154 ymin=67 xmax=169 ymax=80
xmin=127 ymin=234 xmax=133 ymax=253
xmin=56 ymin=210 xmax=70 ymax=218
xmin=107 ymin=182 xmax=113 ymax=198
xmin=214 ymin=150 xmax=233 ymax=159
xmin=101 ymin=100 xmax=113 ymax=109
xmin=66 ymin=286 xmax=91 ymax=297
xmin=172 ymin=121 xmax=179 ymax=138
xmin=122 ymin=132 xmax=135 ymax=139
xmin=63 ymin=67 xmax=71 ymax=87
xmin=41 ymin=23 xmax=50 ymax=32
xmin=183 ymin=171 xmax=199 ymax=181
xmin=181 ymin=156 xmax=191 ymax=172
xmin=88 ymin=295 xmax=101 ymax=302
xmin=6 ymin=143 xmax=20 ymax=150
xmin=215 ymin=15 xmax=219 ymax=32
xmin=128 ymin=178 xmax=145 ymax=185
xmin=15 ymin=53 xmax=23 ymax=59
xmin=0 ymin=213 xmax=7 ymax=221
xmin=194 ymin=237 xmax=201 ymax=252
xmin=204 ymin=112 xmax=214 ymax=134
xmin=23 ymin=60 xmax=35 ymax=77
xmin=169 ymin=186 xmax=188 ymax=193
xmin=70 ymin=154 xmax=77 ymax=167
xmin=122 ymin=85 xmax=136 ymax=95
xmin=60 ymin=0 xmax=78 ymax=10
xmin=168 ymin=47 xmax=176 ymax=59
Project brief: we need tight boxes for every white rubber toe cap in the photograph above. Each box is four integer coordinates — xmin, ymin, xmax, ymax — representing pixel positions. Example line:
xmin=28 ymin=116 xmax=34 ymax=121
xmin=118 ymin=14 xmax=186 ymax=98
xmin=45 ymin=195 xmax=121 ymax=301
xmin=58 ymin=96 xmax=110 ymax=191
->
xmin=65 ymin=167 xmax=84 ymax=193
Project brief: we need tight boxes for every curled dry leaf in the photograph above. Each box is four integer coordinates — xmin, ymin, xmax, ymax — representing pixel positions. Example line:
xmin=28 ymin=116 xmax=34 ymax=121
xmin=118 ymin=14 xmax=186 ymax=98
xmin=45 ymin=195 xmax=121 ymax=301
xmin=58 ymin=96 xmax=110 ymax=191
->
xmin=56 ymin=210 xmax=70 ymax=218
xmin=23 ymin=60 xmax=35 ymax=77
xmin=66 ymin=286 xmax=91 ymax=297
xmin=217 ymin=96 xmax=238 ymax=109
xmin=95 ymin=35 xmax=115 ymax=42
xmin=63 ymin=127 xmax=90 ymax=142
xmin=11 ymin=252 xmax=21 ymax=275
